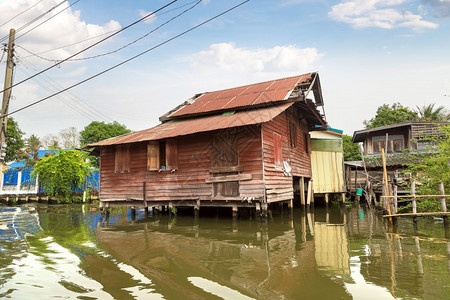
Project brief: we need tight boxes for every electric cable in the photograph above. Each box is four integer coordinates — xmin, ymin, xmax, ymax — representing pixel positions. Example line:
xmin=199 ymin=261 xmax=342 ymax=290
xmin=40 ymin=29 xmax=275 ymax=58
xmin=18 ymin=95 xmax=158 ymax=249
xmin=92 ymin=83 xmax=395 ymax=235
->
xmin=18 ymin=0 xmax=202 ymax=62
xmin=15 ymin=0 xmax=81 ymax=41
xmin=0 ymin=0 xmax=66 ymax=44
xmin=0 ymin=0 xmax=180 ymax=95
xmin=6 ymin=0 xmax=250 ymax=117
xmin=19 ymin=0 xmax=199 ymax=60
xmin=16 ymin=54 xmax=116 ymax=122
xmin=0 ymin=0 xmax=47 ymax=29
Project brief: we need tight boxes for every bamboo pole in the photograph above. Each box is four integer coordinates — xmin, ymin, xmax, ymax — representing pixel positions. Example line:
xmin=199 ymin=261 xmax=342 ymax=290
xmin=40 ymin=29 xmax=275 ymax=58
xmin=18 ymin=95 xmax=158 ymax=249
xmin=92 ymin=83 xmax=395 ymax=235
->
xmin=440 ymin=182 xmax=448 ymax=227
xmin=381 ymin=148 xmax=393 ymax=227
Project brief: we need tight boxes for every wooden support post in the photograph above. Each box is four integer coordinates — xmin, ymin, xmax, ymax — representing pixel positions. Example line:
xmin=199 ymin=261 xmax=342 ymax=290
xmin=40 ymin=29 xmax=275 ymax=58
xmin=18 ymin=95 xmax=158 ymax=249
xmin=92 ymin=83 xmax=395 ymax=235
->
xmin=440 ymin=182 xmax=448 ymax=227
xmin=381 ymin=148 xmax=393 ymax=228
xmin=325 ymin=193 xmax=329 ymax=206
xmin=411 ymin=179 xmax=417 ymax=227
xmin=255 ymin=202 xmax=261 ymax=215
xmin=341 ymin=193 xmax=346 ymax=204
xmin=288 ymin=198 xmax=293 ymax=209
xmin=306 ymin=180 xmax=312 ymax=206
xmin=300 ymin=177 xmax=305 ymax=206
xmin=194 ymin=200 xmax=200 ymax=218
xmin=232 ymin=206 xmax=238 ymax=218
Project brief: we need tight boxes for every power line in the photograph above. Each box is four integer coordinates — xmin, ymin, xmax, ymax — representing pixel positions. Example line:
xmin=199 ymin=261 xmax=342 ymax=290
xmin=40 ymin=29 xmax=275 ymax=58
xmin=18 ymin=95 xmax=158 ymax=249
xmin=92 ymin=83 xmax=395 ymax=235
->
xmin=0 ymin=0 xmax=47 ymax=29
xmin=15 ymin=0 xmax=81 ymax=41
xmin=0 ymin=0 xmax=67 ymax=44
xmin=18 ymin=0 xmax=203 ymax=63
xmin=0 ymin=0 xmax=180 ymax=95
xmin=16 ymin=54 xmax=116 ymax=122
xmin=6 ymin=0 xmax=250 ymax=117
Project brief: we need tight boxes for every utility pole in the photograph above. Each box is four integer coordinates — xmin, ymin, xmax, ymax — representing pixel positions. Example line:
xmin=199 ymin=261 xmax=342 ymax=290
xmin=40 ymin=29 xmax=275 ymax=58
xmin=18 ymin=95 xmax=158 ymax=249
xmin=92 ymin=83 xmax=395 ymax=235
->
xmin=0 ymin=28 xmax=16 ymax=170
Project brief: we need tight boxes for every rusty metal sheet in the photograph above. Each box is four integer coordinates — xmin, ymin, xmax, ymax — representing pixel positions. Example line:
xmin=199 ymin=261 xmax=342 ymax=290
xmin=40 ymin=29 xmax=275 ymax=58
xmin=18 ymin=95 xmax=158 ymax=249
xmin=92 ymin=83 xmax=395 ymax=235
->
xmin=169 ymin=73 xmax=312 ymax=118
xmin=88 ymin=102 xmax=294 ymax=147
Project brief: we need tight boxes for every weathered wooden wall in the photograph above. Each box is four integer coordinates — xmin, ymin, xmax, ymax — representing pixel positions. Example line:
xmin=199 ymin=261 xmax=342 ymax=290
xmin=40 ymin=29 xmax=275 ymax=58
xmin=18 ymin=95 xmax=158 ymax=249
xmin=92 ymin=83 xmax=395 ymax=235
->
xmin=99 ymin=127 xmax=264 ymax=204
xmin=262 ymin=107 xmax=311 ymax=203
xmin=311 ymin=151 xmax=345 ymax=194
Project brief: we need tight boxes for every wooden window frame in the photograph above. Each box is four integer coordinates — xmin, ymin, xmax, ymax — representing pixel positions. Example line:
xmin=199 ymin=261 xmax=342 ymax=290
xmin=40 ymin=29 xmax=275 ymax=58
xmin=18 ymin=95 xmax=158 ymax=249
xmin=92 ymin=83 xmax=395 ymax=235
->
xmin=147 ymin=139 xmax=178 ymax=171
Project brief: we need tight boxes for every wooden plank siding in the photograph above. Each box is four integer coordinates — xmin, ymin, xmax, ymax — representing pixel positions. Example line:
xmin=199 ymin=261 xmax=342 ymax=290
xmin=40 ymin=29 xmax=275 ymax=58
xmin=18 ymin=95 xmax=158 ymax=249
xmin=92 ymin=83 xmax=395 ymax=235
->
xmin=262 ymin=107 xmax=311 ymax=203
xmin=98 ymin=127 xmax=265 ymax=204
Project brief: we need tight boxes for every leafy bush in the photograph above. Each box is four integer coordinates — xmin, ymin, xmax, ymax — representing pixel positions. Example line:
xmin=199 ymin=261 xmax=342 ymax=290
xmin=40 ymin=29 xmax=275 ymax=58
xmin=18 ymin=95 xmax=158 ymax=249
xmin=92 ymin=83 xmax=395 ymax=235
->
xmin=32 ymin=150 xmax=92 ymax=203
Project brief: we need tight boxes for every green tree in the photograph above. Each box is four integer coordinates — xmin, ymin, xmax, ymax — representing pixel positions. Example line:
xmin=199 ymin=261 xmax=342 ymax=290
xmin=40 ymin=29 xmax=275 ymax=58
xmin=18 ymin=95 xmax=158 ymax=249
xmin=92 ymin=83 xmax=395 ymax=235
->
xmin=405 ymin=125 xmax=450 ymax=212
xmin=415 ymin=104 xmax=449 ymax=122
xmin=4 ymin=117 xmax=24 ymax=162
xmin=342 ymin=134 xmax=361 ymax=161
xmin=80 ymin=121 xmax=131 ymax=146
xmin=364 ymin=103 xmax=418 ymax=129
xmin=32 ymin=149 xmax=92 ymax=203
xmin=17 ymin=134 xmax=42 ymax=168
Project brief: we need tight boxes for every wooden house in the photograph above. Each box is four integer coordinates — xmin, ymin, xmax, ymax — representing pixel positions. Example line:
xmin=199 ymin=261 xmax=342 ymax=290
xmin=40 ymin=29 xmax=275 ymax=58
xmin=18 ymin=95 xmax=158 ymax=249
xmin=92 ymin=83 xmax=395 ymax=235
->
xmin=347 ymin=121 xmax=449 ymax=198
xmin=88 ymin=73 xmax=327 ymax=213
xmin=309 ymin=127 xmax=346 ymax=203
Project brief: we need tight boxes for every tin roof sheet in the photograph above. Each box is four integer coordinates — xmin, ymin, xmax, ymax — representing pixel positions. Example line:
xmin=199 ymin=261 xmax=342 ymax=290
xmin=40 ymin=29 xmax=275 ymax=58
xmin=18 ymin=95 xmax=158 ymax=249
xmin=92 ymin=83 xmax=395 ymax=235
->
xmin=168 ymin=73 xmax=312 ymax=118
xmin=88 ymin=102 xmax=294 ymax=147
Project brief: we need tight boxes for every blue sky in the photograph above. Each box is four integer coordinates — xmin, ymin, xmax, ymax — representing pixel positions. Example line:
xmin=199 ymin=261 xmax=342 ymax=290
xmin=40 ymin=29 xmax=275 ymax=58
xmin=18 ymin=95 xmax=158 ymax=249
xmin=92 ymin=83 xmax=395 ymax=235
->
xmin=0 ymin=0 xmax=449 ymax=141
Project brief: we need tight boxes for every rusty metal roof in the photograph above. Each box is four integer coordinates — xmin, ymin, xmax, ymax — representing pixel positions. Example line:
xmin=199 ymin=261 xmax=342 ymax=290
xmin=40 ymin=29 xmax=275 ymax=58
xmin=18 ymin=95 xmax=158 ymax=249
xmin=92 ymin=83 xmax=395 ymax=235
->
xmin=88 ymin=102 xmax=294 ymax=147
xmin=168 ymin=73 xmax=314 ymax=119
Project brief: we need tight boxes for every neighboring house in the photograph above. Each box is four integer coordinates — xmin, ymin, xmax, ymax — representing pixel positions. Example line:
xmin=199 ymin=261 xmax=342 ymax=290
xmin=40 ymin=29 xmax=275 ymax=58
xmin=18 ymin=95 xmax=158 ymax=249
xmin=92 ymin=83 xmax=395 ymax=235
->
xmin=310 ymin=127 xmax=346 ymax=201
xmin=347 ymin=121 xmax=449 ymax=197
xmin=88 ymin=72 xmax=328 ymax=213
xmin=0 ymin=150 xmax=99 ymax=196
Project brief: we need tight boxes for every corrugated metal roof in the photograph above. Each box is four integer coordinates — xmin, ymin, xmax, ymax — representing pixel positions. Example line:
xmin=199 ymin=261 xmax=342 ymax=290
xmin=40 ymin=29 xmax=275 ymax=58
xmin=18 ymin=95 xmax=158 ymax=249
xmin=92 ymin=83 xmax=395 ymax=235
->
xmin=352 ymin=121 xmax=449 ymax=143
xmin=363 ymin=152 xmax=430 ymax=168
xmin=88 ymin=102 xmax=294 ymax=147
xmin=168 ymin=73 xmax=313 ymax=118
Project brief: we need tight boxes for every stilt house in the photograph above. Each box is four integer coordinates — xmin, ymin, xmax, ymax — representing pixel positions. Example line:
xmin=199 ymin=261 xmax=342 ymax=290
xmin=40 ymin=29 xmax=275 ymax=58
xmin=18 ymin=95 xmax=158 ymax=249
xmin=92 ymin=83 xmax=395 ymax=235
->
xmin=88 ymin=73 xmax=327 ymax=212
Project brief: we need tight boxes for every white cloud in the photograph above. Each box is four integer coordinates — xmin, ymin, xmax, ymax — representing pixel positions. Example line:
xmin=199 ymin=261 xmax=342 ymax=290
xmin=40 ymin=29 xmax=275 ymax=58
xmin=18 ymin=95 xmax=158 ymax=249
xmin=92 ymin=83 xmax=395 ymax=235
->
xmin=329 ymin=0 xmax=438 ymax=30
xmin=420 ymin=0 xmax=450 ymax=18
xmin=138 ymin=9 xmax=156 ymax=24
xmin=190 ymin=43 xmax=323 ymax=75
xmin=0 ymin=0 xmax=121 ymax=65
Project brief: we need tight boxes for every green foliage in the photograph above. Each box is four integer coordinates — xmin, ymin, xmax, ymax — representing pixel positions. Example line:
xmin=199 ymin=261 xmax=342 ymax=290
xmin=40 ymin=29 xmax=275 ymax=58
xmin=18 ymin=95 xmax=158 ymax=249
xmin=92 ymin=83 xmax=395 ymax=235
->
xmin=32 ymin=150 xmax=92 ymax=203
xmin=404 ymin=125 xmax=450 ymax=212
xmin=17 ymin=134 xmax=42 ymax=168
xmin=342 ymin=134 xmax=361 ymax=161
xmin=79 ymin=121 xmax=131 ymax=146
xmin=364 ymin=103 xmax=418 ymax=129
xmin=4 ymin=117 xmax=24 ymax=162
xmin=415 ymin=104 xmax=449 ymax=122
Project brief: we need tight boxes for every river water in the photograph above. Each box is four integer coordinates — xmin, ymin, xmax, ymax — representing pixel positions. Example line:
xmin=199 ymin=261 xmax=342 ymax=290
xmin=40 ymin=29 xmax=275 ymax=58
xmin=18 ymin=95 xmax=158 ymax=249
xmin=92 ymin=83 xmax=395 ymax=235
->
xmin=0 ymin=203 xmax=449 ymax=299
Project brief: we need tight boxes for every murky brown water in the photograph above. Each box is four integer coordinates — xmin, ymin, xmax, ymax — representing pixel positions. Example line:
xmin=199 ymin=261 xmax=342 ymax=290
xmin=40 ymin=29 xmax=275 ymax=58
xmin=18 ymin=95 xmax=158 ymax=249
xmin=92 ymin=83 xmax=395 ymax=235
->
xmin=0 ymin=203 xmax=449 ymax=299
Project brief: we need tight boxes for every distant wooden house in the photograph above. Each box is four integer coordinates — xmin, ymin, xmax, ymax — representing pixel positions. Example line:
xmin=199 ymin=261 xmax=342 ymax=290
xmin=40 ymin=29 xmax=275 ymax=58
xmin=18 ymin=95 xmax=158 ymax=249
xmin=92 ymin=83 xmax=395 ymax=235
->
xmin=348 ymin=121 xmax=449 ymax=198
xmin=309 ymin=127 xmax=346 ymax=203
xmin=88 ymin=73 xmax=328 ymax=213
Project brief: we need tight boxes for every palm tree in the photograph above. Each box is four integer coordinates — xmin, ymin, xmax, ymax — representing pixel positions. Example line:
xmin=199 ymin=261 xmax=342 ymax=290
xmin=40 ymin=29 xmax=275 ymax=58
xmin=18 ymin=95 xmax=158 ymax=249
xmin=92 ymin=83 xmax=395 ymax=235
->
xmin=415 ymin=104 xmax=449 ymax=122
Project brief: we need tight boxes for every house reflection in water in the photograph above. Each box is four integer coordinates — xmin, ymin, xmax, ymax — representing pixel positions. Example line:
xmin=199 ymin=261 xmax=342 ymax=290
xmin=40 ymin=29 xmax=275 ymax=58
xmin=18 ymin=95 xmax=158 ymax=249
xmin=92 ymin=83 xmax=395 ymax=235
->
xmin=95 ymin=209 xmax=352 ymax=299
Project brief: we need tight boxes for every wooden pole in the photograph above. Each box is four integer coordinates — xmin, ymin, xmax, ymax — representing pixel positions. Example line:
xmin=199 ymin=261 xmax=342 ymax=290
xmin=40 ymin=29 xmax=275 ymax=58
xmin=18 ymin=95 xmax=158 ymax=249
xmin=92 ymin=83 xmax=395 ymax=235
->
xmin=440 ymin=182 xmax=448 ymax=227
xmin=411 ymin=178 xmax=417 ymax=227
xmin=381 ymin=148 xmax=393 ymax=227
xmin=300 ymin=177 xmax=305 ymax=206
xmin=0 ymin=29 xmax=15 ymax=169
xmin=306 ymin=180 xmax=312 ymax=206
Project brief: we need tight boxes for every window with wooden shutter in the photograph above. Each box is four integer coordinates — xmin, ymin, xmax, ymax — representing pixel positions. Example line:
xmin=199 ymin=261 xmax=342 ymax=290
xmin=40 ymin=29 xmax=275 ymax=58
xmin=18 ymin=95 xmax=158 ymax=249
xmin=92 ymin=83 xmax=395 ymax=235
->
xmin=274 ymin=133 xmax=282 ymax=167
xmin=115 ymin=145 xmax=130 ymax=173
xmin=147 ymin=141 xmax=160 ymax=171
xmin=165 ymin=139 xmax=178 ymax=170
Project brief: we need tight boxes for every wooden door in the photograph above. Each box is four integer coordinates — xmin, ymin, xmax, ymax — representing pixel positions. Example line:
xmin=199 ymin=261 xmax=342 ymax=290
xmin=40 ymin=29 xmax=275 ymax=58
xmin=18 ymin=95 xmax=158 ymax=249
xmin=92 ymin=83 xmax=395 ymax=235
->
xmin=211 ymin=129 xmax=239 ymax=197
